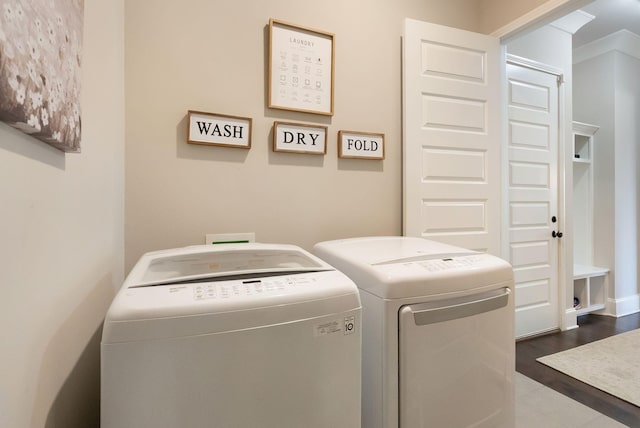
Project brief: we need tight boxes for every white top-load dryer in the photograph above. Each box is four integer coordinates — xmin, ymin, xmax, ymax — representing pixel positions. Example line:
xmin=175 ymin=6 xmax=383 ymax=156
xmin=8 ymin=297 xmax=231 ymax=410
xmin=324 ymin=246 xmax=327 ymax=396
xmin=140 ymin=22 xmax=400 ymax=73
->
xmin=313 ymin=236 xmax=514 ymax=428
xmin=101 ymin=243 xmax=361 ymax=428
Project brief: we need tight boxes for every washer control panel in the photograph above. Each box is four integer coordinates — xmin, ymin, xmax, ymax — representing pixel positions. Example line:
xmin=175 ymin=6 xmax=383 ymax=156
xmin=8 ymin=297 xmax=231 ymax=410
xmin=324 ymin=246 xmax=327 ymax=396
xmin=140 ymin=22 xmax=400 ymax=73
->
xmin=192 ymin=275 xmax=319 ymax=300
xmin=415 ymin=255 xmax=485 ymax=273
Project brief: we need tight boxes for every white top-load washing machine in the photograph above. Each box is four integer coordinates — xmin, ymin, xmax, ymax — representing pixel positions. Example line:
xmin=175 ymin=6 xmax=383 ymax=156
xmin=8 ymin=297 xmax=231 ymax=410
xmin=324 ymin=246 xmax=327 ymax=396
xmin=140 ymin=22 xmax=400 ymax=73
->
xmin=101 ymin=243 xmax=361 ymax=428
xmin=313 ymin=236 xmax=514 ymax=428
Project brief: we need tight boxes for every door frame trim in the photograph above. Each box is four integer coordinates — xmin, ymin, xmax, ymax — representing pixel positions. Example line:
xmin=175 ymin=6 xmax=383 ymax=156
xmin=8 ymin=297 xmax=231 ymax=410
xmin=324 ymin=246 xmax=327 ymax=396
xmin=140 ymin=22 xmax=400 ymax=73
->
xmin=492 ymin=0 xmax=593 ymax=41
xmin=506 ymin=54 xmax=564 ymax=79
xmin=483 ymin=0 xmax=589 ymax=334
xmin=504 ymin=61 xmax=564 ymax=337
xmin=503 ymin=56 xmax=571 ymax=336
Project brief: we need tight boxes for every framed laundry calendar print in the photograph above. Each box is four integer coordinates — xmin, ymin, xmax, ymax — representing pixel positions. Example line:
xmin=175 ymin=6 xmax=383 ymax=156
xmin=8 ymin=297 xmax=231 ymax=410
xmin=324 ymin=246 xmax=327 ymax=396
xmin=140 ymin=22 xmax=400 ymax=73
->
xmin=0 ymin=0 xmax=84 ymax=152
xmin=268 ymin=19 xmax=334 ymax=116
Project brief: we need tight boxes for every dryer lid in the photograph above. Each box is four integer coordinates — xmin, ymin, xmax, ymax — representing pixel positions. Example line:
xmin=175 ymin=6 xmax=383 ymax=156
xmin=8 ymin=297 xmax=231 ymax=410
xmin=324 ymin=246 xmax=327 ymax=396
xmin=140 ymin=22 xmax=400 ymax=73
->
xmin=126 ymin=243 xmax=332 ymax=288
xmin=313 ymin=236 xmax=513 ymax=299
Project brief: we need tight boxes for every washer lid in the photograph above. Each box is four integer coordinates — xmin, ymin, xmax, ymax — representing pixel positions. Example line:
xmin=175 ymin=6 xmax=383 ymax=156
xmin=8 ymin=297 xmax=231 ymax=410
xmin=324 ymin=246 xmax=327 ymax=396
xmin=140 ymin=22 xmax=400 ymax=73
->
xmin=104 ymin=244 xmax=361 ymax=342
xmin=126 ymin=243 xmax=332 ymax=288
xmin=313 ymin=236 xmax=513 ymax=299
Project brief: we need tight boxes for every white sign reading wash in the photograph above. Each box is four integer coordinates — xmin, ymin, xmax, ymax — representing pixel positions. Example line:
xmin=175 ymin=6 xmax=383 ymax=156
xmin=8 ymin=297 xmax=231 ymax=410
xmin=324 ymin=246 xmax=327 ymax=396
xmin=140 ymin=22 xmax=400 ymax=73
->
xmin=187 ymin=110 xmax=252 ymax=149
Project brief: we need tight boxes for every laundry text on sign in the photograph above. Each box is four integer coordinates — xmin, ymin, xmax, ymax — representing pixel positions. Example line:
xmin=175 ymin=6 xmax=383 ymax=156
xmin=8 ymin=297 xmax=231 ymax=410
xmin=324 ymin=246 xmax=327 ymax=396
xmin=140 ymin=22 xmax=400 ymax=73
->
xmin=196 ymin=122 xmax=245 ymax=139
xmin=346 ymin=138 xmax=379 ymax=152
xmin=274 ymin=121 xmax=327 ymax=155
xmin=282 ymin=131 xmax=320 ymax=145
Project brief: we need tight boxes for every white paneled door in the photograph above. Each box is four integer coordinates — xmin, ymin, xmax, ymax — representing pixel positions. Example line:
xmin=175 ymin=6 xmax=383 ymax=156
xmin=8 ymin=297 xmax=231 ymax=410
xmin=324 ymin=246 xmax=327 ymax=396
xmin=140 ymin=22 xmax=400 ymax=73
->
xmin=507 ymin=62 xmax=560 ymax=338
xmin=402 ymin=19 xmax=501 ymax=255
xmin=403 ymin=19 xmax=564 ymax=339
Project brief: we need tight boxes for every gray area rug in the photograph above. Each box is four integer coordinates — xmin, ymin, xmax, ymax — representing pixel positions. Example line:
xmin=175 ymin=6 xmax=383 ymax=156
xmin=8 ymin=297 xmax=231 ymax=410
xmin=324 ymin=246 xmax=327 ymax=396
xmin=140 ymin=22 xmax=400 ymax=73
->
xmin=537 ymin=328 xmax=640 ymax=407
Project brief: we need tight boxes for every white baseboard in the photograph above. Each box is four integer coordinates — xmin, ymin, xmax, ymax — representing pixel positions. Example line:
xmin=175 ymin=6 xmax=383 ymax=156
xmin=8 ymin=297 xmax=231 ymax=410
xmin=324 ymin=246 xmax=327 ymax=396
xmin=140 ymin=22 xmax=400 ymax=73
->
xmin=563 ymin=308 xmax=578 ymax=331
xmin=607 ymin=294 xmax=640 ymax=317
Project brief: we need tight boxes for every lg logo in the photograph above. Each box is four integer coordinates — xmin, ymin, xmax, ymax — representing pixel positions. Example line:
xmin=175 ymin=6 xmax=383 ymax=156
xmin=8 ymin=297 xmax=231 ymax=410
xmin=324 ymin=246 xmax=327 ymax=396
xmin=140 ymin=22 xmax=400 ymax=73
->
xmin=344 ymin=316 xmax=355 ymax=335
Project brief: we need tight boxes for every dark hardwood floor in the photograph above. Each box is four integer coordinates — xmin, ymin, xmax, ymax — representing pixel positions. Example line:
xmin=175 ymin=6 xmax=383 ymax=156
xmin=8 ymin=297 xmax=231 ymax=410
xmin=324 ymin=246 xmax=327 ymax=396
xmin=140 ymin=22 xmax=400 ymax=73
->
xmin=516 ymin=312 xmax=640 ymax=427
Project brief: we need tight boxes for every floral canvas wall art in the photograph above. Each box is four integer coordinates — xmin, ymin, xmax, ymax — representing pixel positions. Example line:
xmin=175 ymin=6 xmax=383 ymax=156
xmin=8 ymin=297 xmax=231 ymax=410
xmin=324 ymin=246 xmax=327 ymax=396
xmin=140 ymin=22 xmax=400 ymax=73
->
xmin=0 ymin=0 xmax=83 ymax=152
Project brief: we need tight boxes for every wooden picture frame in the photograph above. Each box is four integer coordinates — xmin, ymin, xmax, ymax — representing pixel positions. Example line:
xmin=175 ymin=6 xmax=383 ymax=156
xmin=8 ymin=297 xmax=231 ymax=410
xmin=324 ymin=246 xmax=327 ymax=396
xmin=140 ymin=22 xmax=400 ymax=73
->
xmin=338 ymin=130 xmax=385 ymax=160
xmin=273 ymin=121 xmax=327 ymax=155
xmin=0 ymin=0 xmax=84 ymax=152
xmin=268 ymin=19 xmax=335 ymax=116
xmin=187 ymin=110 xmax=252 ymax=149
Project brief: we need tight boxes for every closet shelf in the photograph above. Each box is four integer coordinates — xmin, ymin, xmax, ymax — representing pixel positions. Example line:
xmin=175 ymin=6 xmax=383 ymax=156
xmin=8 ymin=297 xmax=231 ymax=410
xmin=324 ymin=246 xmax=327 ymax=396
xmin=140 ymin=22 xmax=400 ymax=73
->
xmin=573 ymin=264 xmax=608 ymax=316
xmin=573 ymin=158 xmax=591 ymax=165
xmin=573 ymin=264 xmax=609 ymax=279
xmin=572 ymin=121 xmax=605 ymax=318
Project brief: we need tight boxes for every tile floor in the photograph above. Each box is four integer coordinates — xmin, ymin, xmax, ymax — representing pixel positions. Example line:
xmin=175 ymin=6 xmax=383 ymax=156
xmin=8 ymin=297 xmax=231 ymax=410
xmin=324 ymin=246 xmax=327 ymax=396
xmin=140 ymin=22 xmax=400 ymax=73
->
xmin=515 ymin=372 xmax=629 ymax=427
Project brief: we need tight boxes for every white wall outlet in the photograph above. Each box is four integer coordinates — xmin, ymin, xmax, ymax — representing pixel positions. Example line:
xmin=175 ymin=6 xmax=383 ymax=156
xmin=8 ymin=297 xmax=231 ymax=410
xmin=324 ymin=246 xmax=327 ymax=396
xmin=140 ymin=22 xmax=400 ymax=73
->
xmin=205 ymin=232 xmax=256 ymax=245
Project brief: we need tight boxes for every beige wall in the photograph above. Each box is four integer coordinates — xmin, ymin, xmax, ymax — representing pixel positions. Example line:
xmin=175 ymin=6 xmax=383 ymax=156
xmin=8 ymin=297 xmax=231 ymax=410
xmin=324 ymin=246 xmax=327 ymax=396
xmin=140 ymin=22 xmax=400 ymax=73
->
xmin=480 ymin=0 xmax=550 ymax=33
xmin=0 ymin=1 xmax=124 ymax=427
xmin=0 ymin=1 xmax=573 ymax=426
xmin=124 ymin=0 xmax=571 ymax=271
xmin=124 ymin=0 xmax=488 ymax=271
